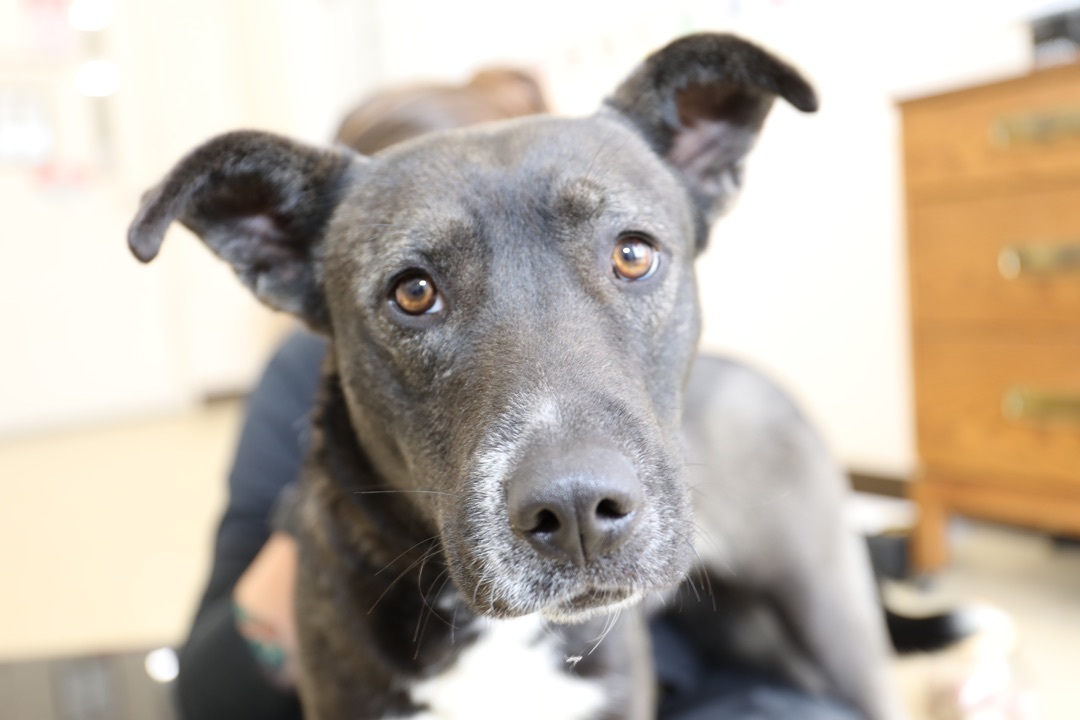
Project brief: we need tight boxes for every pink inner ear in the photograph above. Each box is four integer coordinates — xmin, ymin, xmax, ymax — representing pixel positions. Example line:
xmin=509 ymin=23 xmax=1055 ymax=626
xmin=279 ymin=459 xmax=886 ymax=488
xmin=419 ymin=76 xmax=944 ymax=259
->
xmin=667 ymin=118 xmax=754 ymax=201
xmin=665 ymin=83 xmax=771 ymax=203
xmin=236 ymin=213 xmax=288 ymax=243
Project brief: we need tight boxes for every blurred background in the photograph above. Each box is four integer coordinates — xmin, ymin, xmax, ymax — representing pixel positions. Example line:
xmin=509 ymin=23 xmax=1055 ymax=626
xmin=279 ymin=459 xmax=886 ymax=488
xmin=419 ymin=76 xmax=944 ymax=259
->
xmin=0 ymin=0 xmax=1077 ymax=718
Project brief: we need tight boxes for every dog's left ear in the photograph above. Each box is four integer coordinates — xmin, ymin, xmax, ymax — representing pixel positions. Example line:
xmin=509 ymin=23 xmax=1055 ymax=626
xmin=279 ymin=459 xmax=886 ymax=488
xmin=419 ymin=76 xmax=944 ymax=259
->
xmin=128 ymin=130 xmax=356 ymax=331
xmin=605 ymin=33 xmax=817 ymax=242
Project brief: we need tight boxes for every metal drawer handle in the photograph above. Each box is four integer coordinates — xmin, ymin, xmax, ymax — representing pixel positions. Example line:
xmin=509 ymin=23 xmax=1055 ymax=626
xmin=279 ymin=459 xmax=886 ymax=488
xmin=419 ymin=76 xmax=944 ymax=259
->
xmin=998 ymin=243 xmax=1080 ymax=279
xmin=1002 ymin=386 xmax=1080 ymax=424
xmin=990 ymin=109 xmax=1080 ymax=147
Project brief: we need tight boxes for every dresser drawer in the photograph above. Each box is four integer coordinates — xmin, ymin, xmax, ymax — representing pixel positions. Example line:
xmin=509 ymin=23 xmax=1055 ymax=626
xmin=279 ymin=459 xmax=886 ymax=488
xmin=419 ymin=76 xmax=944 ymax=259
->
xmin=902 ymin=64 xmax=1080 ymax=193
xmin=909 ymin=185 xmax=1080 ymax=333
xmin=915 ymin=336 xmax=1080 ymax=488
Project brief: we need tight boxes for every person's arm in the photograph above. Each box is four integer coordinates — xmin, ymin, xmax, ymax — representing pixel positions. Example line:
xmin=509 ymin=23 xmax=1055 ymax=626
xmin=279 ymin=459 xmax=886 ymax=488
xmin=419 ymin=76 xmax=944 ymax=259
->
xmin=232 ymin=505 xmax=301 ymax=689
xmin=175 ymin=330 xmax=326 ymax=720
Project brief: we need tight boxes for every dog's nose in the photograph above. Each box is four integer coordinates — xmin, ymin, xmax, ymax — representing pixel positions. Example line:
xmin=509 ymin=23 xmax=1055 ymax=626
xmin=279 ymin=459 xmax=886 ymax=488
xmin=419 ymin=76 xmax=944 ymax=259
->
xmin=507 ymin=445 xmax=643 ymax=566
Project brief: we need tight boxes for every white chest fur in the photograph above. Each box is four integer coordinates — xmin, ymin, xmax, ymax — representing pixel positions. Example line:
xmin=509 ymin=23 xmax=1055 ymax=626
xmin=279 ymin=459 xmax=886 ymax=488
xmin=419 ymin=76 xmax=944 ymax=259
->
xmin=397 ymin=615 xmax=607 ymax=720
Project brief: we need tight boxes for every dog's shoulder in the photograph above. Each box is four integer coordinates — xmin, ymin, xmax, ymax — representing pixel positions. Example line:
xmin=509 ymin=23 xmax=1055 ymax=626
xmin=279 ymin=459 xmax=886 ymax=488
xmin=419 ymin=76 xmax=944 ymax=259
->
xmin=684 ymin=354 xmax=810 ymax=440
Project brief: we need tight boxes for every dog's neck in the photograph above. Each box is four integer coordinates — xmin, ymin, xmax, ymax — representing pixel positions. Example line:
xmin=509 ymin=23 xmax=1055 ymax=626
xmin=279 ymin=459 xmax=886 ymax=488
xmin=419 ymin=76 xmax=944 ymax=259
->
xmin=298 ymin=366 xmax=478 ymax=676
xmin=311 ymin=369 xmax=426 ymax=549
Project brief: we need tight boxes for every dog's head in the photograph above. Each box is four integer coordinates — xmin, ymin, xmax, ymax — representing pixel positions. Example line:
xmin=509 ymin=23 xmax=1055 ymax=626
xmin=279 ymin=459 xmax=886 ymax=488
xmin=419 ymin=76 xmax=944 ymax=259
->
xmin=129 ymin=34 xmax=815 ymax=623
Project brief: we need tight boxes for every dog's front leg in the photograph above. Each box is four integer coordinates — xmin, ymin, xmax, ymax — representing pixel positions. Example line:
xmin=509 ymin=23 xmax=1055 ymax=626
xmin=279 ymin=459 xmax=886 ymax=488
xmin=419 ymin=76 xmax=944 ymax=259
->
xmin=683 ymin=356 xmax=903 ymax=720
xmin=764 ymin=517 xmax=904 ymax=720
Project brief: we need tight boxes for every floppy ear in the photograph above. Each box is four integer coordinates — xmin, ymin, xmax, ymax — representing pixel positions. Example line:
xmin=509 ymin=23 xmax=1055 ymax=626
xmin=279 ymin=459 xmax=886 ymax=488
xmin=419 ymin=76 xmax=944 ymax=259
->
xmin=605 ymin=33 xmax=817 ymax=243
xmin=128 ymin=130 xmax=355 ymax=331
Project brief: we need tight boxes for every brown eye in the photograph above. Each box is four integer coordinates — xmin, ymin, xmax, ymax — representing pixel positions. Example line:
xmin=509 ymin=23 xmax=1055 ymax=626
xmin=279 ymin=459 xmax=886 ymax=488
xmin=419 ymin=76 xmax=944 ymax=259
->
xmin=392 ymin=272 xmax=441 ymax=315
xmin=612 ymin=236 xmax=658 ymax=280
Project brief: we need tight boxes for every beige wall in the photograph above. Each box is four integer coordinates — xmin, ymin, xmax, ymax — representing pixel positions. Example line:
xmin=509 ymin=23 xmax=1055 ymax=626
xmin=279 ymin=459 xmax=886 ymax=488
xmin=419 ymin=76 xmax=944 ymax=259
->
xmin=0 ymin=404 xmax=236 ymax=660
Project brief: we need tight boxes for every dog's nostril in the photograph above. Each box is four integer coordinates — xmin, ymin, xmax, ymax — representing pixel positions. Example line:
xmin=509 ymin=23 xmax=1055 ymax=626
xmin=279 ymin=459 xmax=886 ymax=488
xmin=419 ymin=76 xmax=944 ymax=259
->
xmin=532 ymin=509 xmax=561 ymax=534
xmin=596 ymin=498 xmax=631 ymax=520
xmin=506 ymin=445 xmax=644 ymax=565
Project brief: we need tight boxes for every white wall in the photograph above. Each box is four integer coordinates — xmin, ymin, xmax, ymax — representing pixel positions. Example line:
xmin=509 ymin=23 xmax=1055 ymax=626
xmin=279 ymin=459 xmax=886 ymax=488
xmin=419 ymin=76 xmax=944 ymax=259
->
xmin=0 ymin=0 xmax=1061 ymax=457
xmin=0 ymin=0 xmax=384 ymax=437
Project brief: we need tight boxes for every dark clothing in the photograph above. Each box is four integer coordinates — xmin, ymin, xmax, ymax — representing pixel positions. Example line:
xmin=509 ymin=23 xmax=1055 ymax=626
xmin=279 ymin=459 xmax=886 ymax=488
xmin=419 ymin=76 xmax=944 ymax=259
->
xmin=176 ymin=330 xmax=325 ymax=720
xmin=176 ymin=329 xmax=858 ymax=720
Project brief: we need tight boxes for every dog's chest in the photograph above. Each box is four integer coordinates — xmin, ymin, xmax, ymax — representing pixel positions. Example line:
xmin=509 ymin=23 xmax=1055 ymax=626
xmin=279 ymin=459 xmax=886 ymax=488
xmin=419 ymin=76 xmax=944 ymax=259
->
xmin=395 ymin=615 xmax=607 ymax=720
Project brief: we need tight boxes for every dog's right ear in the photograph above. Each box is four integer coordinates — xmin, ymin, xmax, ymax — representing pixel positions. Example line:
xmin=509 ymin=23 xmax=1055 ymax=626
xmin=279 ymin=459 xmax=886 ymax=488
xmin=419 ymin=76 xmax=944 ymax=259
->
xmin=605 ymin=34 xmax=817 ymax=246
xmin=128 ymin=130 xmax=356 ymax=331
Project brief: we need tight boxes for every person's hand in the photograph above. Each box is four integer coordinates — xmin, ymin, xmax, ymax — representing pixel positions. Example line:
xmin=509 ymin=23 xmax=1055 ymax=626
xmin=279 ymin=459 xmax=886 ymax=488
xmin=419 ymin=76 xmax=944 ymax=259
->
xmin=232 ymin=531 xmax=300 ymax=688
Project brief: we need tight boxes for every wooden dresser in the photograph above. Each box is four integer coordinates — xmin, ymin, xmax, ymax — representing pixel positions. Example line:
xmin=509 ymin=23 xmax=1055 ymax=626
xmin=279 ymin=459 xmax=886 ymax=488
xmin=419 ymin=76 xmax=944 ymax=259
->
xmin=900 ymin=64 xmax=1080 ymax=572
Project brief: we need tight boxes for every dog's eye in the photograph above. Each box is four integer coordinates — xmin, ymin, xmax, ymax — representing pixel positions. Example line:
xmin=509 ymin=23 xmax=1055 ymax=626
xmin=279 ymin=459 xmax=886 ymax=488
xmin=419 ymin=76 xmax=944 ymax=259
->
xmin=612 ymin=235 xmax=658 ymax=281
xmin=391 ymin=272 xmax=442 ymax=315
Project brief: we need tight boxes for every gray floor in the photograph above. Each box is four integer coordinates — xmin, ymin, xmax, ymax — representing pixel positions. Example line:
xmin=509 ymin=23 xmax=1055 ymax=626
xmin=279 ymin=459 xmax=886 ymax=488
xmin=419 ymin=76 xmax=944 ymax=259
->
xmin=0 ymin=651 xmax=177 ymax=720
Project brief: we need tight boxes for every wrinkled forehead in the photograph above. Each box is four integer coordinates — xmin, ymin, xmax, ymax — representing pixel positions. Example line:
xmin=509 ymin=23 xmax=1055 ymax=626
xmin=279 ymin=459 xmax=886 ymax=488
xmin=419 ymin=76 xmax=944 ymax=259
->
xmin=338 ymin=115 xmax=692 ymax=244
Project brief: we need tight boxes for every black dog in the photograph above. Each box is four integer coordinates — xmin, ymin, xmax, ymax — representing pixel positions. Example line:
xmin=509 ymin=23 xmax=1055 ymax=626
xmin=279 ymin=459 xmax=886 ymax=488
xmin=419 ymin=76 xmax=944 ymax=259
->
xmin=129 ymin=34 xmax=901 ymax=720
